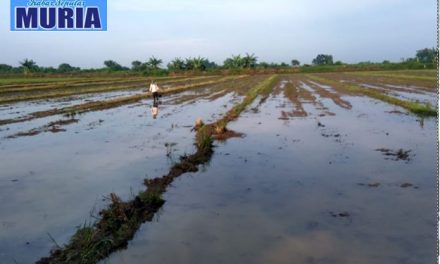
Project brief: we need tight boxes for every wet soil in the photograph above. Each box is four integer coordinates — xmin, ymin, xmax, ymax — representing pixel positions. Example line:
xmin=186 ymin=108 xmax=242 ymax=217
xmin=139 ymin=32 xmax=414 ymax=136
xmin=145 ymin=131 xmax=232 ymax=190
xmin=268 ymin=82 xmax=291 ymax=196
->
xmin=6 ymin=118 xmax=79 ymax=138
xmin=375 ymin=148 xmax=413 ymax=162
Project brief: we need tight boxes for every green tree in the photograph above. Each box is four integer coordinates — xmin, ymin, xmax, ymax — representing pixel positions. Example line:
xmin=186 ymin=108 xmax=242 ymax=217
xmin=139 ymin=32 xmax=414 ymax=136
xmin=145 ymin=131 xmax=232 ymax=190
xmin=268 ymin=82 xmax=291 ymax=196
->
xmin=291 ymin=59 xmax=300 ymax=66
xmin=185 ymin=57 xmax=208 ymax=71
xmin=416 ymin=48 xmax=438 ymax=64
xmin=0 ymin=64 xmax=14 ymax=73
xmin=58 ymin=63 xmax=79 ymax=73
xmin=257 ymin=62 xmax=270 ymax=69
xmin=312 ymin=54 xmax=333 ymax=65
xmin=104 ymin=60 xmax=123 ymax=71
xmin=167 ymin=57 xmax=186 ymax=71
xmin=19 ymin=58 xmax=38 ymax=75
xmin=224 ymin=55 xmax=245 ymax=69
xmin=131 ymin=60 xmax=143 ymax=71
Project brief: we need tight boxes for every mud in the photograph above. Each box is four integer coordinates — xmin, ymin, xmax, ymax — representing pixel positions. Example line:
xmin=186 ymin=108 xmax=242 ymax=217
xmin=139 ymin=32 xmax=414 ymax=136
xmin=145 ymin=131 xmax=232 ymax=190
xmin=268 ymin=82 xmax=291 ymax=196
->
xmin=329 ymin=211 xmax=351 ymax=218
xmin=340 ymin=72 xmax=437 ymax=92
xmin=6 ymin=118 xmax=79 ymax=138
xmin=358 ymin=183 xmax=381 ymax=188
xmin=303 ymin=80 xmax=352 ymax=110
xmin=307 ymin=74 xmax=437 ymax=117
xmin=280 ymin=81 xmax=308 ymax=117
xmin=375 ymin=148 xmax=413 ymax=162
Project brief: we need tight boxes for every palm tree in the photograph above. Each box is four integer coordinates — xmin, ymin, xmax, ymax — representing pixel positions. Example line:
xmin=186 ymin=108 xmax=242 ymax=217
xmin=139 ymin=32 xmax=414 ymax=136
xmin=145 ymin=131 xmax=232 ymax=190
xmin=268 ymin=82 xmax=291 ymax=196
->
xmin=242 ymin=53 xmax=257 ymax=68
xmin=231 ymin=55 xmax=243 ymax=69
xmin=147 ymin=56 xmax=162 ymax=70
xmin=190 ymin=56 xmax=207 ymax=71
xmin=19 ymin=58 xmax=37 ymax=75
xmin=185 ymin=57 xmax=207 ymax=71
xmin=167 ymin=57 xmax=185 ymax=71
xmin=224 ymin=55 xmax=244 ymax=69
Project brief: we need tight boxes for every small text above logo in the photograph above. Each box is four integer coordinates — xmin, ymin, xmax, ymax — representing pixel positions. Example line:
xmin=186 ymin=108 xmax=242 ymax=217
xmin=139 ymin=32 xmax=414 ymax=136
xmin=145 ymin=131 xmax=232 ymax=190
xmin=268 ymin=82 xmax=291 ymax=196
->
xmin=11 ymin=0 xmax=107 ymax=31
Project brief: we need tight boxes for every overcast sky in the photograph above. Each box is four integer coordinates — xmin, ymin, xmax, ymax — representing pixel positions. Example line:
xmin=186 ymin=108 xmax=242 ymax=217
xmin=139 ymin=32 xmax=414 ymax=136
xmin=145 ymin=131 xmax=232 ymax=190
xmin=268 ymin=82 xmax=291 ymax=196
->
xmin=0 ymin=0 xmax=437 ymax=68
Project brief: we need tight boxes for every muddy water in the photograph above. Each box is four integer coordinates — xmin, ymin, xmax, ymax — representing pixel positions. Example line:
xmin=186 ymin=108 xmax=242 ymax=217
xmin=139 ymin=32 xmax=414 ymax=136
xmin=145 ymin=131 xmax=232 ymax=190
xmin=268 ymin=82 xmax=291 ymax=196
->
xmin=0 ymin=90 xmax=242 ymax=263
xmin=103 ymin=81 xmax=436 ymax=263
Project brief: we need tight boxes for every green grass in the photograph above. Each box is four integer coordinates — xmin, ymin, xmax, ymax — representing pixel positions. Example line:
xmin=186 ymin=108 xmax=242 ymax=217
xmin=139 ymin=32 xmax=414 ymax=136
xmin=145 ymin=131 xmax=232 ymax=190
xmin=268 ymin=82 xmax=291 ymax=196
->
xmin=307 ymin=75 xmax=437 ymax=117
xmin=138 ymin=189 xmax=164 ymax=205
xmin=0 ymin=74 xmax=189 ymax=87
xmin=0 ymin=77 xmax=84 ymax=86
xmin=195 ymin=125 xmax=214 ymax=151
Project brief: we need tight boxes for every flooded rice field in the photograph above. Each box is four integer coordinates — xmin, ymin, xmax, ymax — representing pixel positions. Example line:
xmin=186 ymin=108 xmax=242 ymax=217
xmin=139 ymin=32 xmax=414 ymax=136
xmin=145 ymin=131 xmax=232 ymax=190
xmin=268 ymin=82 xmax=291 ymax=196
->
xmin=0 ymin=72 xmax=437 ymax=263
xmin=0 ymin=89 xmax=145 ymax=120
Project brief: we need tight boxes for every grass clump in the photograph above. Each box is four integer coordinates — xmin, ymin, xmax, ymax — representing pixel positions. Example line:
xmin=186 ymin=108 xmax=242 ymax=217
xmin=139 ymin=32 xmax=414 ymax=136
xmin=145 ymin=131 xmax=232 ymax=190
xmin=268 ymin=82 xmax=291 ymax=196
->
xmin=195 ymin=125 xmax=213 ymax=152
xmin=138 ymin=188 xmax=164 ymax=205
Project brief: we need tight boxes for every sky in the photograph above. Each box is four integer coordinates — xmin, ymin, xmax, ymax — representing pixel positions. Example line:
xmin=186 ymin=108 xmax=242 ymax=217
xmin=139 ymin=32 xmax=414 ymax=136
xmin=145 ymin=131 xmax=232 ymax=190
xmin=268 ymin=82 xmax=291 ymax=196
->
xmin=0 ymin=0 xmax=437 ymax=68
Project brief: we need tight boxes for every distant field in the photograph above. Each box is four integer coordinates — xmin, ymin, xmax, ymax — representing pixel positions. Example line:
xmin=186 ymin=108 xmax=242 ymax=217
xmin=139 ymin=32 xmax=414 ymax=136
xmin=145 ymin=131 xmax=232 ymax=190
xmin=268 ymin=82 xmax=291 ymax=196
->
xmin=347 ymin=69 xmax=437 ymax=81
xmin=0 ymin=77 xmax=84 ymax=85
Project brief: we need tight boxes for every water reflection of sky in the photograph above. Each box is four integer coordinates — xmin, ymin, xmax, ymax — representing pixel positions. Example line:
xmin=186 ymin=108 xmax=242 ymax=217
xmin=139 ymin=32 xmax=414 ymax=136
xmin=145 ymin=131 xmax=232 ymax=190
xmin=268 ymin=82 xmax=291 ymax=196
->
xmin=104 ymin=89 xmax=436 ymax=264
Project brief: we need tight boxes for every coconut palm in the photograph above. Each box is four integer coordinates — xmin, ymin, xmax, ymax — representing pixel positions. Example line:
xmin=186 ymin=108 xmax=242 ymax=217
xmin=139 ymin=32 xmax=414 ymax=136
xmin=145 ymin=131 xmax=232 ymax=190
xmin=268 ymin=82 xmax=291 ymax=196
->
xmin=224 ymin=55 xmax=244 ymax=69
xmin=147 ymin=56 xmax=163 ymax=70
xmin=191 ymin=56 xmax=207 ymax=71
xmin=242 ymin=53 xmax=258 ymax=68
xmin=19 ymin=58 xmax=37 ymax=75
xmin=231 ymin=55 xmax=243 ymax=68
xmin=167 ymin=57 xmax=185 ymax=71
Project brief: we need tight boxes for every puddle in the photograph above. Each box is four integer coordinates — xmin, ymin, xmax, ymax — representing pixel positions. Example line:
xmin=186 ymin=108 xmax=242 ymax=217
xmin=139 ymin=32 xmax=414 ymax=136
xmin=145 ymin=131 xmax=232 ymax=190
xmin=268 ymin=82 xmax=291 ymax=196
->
xmin=102 ymin=83 xmax=436 ymax=264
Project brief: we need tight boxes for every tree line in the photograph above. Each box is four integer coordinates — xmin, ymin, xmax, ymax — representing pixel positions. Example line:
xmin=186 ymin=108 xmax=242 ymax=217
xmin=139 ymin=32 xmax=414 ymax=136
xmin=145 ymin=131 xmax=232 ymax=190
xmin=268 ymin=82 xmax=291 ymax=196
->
xmin=0 ymin=47 xmax=437 ymax=75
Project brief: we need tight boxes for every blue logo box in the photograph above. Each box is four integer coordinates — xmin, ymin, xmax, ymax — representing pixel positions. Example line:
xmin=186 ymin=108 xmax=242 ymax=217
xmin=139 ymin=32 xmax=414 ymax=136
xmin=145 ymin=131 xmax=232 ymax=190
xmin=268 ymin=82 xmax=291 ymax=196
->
xmin=11 ymin=0 xmax=107 ymax=31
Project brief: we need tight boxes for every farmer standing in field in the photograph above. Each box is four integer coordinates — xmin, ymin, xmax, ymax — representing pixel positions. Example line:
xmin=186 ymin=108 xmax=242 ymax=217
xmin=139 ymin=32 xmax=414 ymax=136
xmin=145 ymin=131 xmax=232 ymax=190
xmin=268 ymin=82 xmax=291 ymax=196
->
xmin=149 ymin=80 xmax=160 ymax=103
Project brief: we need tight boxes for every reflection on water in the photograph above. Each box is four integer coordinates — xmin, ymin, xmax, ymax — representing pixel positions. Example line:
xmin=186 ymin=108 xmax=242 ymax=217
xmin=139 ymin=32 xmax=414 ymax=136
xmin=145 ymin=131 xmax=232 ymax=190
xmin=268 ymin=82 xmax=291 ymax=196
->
xmin=150 ymin=101 xmax=160 ymax=119
xmin=103 ymin=89 xmax=436 ymax=264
